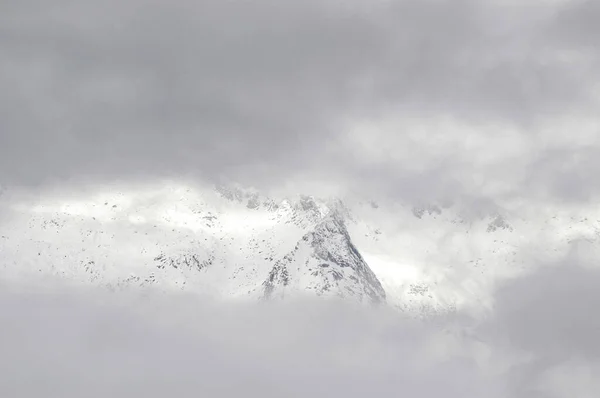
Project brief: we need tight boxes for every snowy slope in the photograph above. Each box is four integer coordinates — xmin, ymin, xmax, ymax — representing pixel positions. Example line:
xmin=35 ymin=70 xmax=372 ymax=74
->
xmin=0 ymin=183 xmax=385 ymax=305
xmin=263 ymin=214 xmax=385 ymax=303
xmin=2 ymin=181 xmax=600 ymax=315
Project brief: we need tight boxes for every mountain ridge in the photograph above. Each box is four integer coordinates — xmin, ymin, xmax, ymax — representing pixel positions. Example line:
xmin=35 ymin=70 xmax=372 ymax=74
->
xmin=0 ymin=183 xmax=388 ymax=305
xmin=2 ymin=182 xmax=600 ymax=315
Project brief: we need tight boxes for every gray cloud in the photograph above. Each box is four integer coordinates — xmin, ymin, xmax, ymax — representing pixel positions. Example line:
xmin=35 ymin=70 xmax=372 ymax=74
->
xmin=492 ymin=264 xmax=600 ymax=360
xmin=1 ymin=251 xmax=599 ymax=397
xmin=2 ymin=3 xmax=599 ymax=395
xmin=548 ymin=0 xmax=600 ymax=49
xmin=0 ymin=282 xmax=504 ymax=398
xmin=2 ymin=257 xmax=599 ymax=398
xmin=1 ymin=0 xmax=599 ymax=203
xmin=481 ymin=254 xmax=600 ymax=397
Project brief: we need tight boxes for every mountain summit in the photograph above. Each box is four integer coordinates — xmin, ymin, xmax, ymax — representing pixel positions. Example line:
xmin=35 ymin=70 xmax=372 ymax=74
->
xmin=263 ymin=214 xmax=386 ymax=303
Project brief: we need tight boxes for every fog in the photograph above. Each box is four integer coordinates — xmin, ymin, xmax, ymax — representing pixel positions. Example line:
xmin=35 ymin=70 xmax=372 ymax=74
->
xmin=1 ymin=257 xmax=599 ymax=397
xmin=1 ymin=280 xmax=501 ymax=398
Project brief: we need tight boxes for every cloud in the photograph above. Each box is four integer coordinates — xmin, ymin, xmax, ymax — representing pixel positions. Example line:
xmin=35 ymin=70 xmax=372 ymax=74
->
xmin=479 ymin=254 xmax=600 ymax=397
xmin=1 ymin=3 xmax=599 ymax=395
xmin=490 ymin=262 xmax=600 ymax=361
xmin=1 ymin=246 xmax=599 ymax=397
xmin=1 ymin=0 xmax=599 ymax=205
xmin=0 ymin=281 xmax=505 ymax=398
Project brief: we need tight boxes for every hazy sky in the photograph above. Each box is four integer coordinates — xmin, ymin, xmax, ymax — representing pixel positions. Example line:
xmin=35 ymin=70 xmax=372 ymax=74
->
xmin=1 ymin=0 xmax=599 ymax=203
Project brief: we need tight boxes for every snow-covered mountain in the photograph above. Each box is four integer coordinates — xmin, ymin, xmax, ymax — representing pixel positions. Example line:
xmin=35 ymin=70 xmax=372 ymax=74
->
xmin=0 ymin=183 xmax=386 ymax=305
xmin=1 ymin=181 xmax=600 ymax=315
xmin=262 ymin=214 xmax=385 ymax=303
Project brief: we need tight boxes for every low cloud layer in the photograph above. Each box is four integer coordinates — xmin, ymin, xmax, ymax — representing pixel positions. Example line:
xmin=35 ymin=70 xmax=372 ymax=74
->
xmin=1 ymin=0 xmax=599 ymax=204
xmin=2 ymin=257 xmax=600 ymax=398
xmin=479 ymin=254 xmax=600 ymax=398
xmin=0 ymin=281 xmax=503 ymax=398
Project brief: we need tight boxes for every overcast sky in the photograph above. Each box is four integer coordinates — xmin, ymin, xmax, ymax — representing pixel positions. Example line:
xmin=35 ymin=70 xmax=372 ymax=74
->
xmin=1 ymin=2 xmax=600 ymax=396
xmin=1 ymin=0 xmax=599 ymax=204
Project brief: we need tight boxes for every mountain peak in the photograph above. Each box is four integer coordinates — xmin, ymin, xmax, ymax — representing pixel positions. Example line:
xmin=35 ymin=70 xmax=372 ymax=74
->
xmin=263 ymin=214 xmax=386 ymax=304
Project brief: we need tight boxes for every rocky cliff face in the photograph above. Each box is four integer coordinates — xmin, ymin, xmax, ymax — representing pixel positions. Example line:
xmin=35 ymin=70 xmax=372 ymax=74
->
xmin=263 ymin=215 xmax=385 ymax=303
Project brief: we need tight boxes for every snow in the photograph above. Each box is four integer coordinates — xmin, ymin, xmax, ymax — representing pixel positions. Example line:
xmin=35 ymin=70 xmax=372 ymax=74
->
xmin=2 ymin=181 xmax=600 ymax=315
